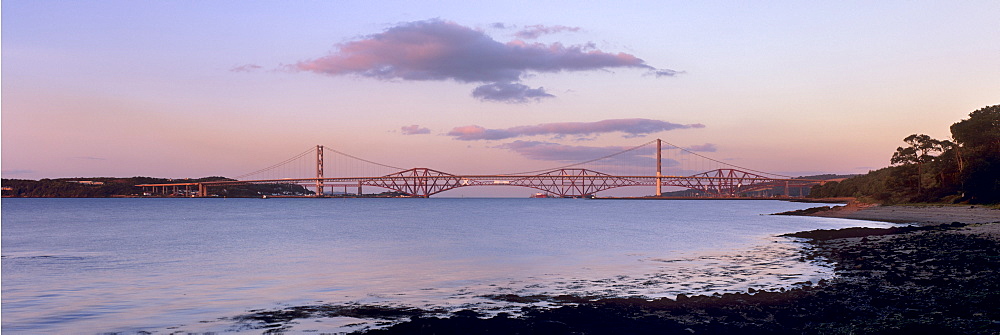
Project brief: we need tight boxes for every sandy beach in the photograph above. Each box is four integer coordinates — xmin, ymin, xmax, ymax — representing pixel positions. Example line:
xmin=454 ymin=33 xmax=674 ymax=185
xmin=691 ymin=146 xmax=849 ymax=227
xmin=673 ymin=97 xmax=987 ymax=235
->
xmin=779 ymin=202 xmax=1000 ymax=225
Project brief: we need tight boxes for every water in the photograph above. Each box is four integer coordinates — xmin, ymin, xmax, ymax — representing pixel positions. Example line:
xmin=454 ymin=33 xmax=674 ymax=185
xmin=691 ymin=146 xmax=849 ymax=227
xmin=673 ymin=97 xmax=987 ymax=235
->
xmin=2 ymin=198 xmax=891 ymax=333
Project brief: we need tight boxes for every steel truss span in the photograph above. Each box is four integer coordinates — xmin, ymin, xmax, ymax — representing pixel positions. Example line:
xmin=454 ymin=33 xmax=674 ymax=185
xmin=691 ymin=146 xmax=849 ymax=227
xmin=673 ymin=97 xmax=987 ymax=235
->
xmin=153 ymin=168 xmax=822 ymax=198
xmin=137 ymin=140 xmax=828 ymax=198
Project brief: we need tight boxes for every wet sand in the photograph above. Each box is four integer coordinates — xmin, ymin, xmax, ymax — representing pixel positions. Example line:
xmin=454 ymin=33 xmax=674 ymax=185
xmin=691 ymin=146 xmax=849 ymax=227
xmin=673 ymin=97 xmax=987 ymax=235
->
xmin=231 ymin=207 xmax=1000 ymax=334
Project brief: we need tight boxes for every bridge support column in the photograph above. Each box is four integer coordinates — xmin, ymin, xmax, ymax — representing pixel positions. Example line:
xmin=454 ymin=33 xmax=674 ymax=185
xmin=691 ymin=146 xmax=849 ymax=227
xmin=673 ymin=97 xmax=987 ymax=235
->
xmin=198 ymin=183 xmax=207 ymax=197
xmin=316 ymin=145 xmax=324 ymax=197
xmin=656 ymin=139 xmax=662 ymax=196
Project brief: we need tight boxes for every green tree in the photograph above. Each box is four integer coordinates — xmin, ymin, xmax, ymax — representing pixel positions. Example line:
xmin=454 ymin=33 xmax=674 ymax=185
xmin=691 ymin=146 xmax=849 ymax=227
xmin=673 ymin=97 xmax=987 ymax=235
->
xmin=891 ymin=134 xmax=944 ymax=165
xmin=811 ymin=104 xmax=998 ymax=204
xmin=951 ymin=105 xmax=1000 ymax=151
xmin=950 ymin=105 xmax=1000 ymax=203
xmin=890 ymin=134 xmax=951 ymax=193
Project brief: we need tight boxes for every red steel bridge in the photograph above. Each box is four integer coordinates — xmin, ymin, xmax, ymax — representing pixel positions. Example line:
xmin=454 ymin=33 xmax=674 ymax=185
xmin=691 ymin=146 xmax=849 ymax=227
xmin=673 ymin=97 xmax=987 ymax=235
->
xmin=139 ymin=139 xmax=827 ymax=198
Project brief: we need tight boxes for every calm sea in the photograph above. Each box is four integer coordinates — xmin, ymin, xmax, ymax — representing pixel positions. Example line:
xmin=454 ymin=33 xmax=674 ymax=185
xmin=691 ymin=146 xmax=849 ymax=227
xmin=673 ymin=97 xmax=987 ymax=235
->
xmin=1 ymin=198 xmax=890 ymax=334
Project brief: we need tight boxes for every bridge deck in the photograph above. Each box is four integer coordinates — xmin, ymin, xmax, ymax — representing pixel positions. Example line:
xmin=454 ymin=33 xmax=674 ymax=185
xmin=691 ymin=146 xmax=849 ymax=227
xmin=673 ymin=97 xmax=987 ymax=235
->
xmin=138 ymin=169 xmax=827 ymax=198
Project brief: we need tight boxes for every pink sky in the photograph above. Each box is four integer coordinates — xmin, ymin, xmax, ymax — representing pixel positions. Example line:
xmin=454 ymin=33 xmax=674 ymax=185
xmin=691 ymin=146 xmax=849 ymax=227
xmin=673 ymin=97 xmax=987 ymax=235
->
xmin=3 ymin=1 xmax=998 ymax=196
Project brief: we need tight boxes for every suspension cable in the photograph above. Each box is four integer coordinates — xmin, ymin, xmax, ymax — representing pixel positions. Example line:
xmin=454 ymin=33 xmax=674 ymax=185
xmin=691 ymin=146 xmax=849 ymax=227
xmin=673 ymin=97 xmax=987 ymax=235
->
xmin=324 ymin=146 xmax=406 ymax=171
xmin=234 ymin=147 xmax=314 ymax=180
xmin=659 ymin=139 xmax=791 ymax=178
xmin=501 ymin=139 xmax=659 ymax=175
xmin=238 ymin=140 xmax=791 ymax=180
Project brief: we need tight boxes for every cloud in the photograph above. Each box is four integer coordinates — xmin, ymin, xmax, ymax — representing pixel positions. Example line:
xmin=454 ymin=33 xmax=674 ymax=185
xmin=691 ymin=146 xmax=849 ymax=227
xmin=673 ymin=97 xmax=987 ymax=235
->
xmin=686 ymin=143 xmax=717 ymax=152
xmin=499 ymin=140 xmax=623 ymax=162
xmin=2 ymin=169 xmax=35 ymax=175
xmin=514 ymin=24 xmax=581 ymax=39
xmin=497 ymin=141 xmax=680 ymax=168
xmin=72 ymin=156 xmax=107 ymax=160
xmin=447 ymin=118 xmax=705 ymax=141
xmin=471 ymin=82 xmax=554 ymax=103
xmin=230 ymin=64 xmax=262 ymax=72
xmin=400 ymin=124 xmax=431 ymax=135
xmin=293 ymin=19 xmax=653 ymax=82
xmin=446 ymin=125 xmax=515 ymax=141
xmin=292 ymin=19 xmax=679 ymax=103
xmin=651 ymin=69 xmax=682 ymax=77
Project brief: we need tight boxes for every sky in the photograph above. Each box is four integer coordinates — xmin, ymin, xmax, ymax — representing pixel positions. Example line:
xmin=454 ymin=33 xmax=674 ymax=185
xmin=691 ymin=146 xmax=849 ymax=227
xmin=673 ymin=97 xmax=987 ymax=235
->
xmin=2 ymin=1 xmax=998 ymax=196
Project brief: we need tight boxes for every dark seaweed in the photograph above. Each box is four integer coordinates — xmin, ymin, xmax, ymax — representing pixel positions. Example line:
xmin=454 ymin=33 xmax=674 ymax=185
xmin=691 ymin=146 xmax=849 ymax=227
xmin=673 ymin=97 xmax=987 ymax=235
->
xmin=232 ymin=224 xmax=1000 ymax=334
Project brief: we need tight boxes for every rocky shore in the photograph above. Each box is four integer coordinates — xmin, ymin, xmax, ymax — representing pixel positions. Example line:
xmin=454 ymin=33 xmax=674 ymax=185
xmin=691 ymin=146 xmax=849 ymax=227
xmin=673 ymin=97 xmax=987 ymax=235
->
xmin=234 ymin=211 xmax=1000 ymax=334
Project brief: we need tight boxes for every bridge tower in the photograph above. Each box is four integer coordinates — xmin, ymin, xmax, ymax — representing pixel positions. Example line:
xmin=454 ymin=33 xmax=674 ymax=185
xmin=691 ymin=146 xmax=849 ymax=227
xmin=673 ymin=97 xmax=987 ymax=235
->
xmin=316 ymin=145 xmax=324 ymax=197
xmin=656 ymin=138 xmax=662 ymax=196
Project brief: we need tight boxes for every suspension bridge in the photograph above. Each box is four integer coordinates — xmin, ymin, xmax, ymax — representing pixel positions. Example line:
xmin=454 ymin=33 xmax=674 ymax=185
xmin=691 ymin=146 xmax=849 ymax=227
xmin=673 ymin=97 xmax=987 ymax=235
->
xmin=138 ymin=139 xmax=828 ymax=198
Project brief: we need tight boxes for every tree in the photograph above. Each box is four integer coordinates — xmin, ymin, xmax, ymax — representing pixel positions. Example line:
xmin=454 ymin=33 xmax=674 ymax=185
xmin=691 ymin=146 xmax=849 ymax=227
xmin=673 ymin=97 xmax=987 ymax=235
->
xmin=890 ymin=134 xmax=951 ymax=191
xmin=951 ymin=105 xmax=1000 ymax=151
xmin=949 ymin=105 xmax=1000 ymax=203
xmin=890 ymin=134 xmax=948 ymax=166
xmin=811 ymin=105 xmax=998 ymax=204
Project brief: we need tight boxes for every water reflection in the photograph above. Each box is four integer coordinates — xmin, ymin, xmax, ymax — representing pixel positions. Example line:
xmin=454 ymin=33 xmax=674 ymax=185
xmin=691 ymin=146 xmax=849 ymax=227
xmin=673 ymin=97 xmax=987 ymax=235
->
xmin=1 ymin=198 xmax=890 ymax=333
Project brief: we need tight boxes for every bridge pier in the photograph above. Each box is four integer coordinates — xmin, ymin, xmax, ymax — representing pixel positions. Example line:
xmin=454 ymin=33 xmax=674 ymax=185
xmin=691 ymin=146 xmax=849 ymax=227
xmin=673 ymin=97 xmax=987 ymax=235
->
xmin=139 ymin=170 xmax=825 ymax=199
xmin=656 ymin=139 xmax=662 ymax=196
xmin=315 ymin=145 xmax=324 ymax=197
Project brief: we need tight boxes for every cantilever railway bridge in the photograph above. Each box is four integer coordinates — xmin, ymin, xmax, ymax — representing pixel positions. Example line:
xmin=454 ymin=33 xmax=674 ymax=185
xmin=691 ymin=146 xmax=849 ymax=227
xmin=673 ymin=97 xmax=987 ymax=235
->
xmin=139 ymin=139 xmax=827 ymax=198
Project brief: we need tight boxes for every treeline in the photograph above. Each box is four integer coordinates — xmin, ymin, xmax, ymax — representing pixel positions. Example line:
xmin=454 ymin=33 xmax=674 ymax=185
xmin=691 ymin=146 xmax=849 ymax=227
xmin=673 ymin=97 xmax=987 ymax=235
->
xmin=2 ymin=177 xmax=200 ymax=197
xmin=810 ymin=105 xmax=999 ymax=204
xmin=1 ymin=177 xmax=311 ymax=198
